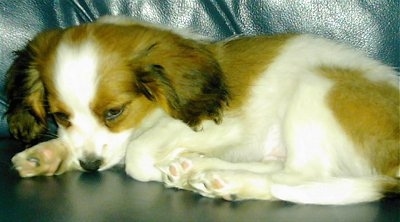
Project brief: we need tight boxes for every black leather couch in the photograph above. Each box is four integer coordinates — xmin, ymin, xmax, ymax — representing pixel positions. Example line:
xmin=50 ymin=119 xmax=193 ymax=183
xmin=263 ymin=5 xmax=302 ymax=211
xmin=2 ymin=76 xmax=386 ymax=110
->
xmin=0 ymin=1 xmax=399 ymax=221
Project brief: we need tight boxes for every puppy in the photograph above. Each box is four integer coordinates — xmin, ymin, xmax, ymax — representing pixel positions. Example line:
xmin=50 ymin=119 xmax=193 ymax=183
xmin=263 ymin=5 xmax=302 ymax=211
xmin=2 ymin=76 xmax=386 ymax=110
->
xmin=6 ymin=17 xmax=399 ymax=205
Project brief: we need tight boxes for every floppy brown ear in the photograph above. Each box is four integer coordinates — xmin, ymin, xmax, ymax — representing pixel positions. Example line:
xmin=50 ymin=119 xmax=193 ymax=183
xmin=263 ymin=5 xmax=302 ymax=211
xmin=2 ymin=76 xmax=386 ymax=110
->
xmin=5 ymin=29 xmax=62 ymax=143
xmin=133 ymin=40 xmax=229 ymax=130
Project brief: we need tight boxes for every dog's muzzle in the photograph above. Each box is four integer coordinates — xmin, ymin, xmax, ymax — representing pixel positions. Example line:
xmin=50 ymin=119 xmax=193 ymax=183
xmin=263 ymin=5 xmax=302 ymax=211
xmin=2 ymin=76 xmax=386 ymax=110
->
xmin=79 ymin=156 xmax=103 ymax=172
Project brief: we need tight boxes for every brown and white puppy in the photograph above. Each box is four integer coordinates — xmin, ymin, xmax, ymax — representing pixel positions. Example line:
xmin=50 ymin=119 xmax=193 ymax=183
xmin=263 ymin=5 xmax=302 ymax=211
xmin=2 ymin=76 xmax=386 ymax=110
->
xmin=6 ymin=16 xmax=399 ymax=205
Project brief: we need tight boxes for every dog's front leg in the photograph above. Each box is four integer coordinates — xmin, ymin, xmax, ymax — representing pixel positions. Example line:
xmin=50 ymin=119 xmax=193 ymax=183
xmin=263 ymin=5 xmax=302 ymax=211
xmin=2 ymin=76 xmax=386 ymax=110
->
xmin=124 ymin=143 xmax=167 ymax=182
xmin=12 ymin=139 xmax=72 ymax=177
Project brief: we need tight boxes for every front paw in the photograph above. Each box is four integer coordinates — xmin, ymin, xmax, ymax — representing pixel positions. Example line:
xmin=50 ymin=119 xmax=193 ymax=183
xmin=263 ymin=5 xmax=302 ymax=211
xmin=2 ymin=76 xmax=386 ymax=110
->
xmin=12 ymin=139 xmax=69 ymax=177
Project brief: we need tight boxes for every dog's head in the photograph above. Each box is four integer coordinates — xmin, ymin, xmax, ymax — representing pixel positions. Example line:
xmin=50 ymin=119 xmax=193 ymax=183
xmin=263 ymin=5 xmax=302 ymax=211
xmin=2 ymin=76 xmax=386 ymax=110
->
xmin=6 ymin=21 xmax=229 ymax=171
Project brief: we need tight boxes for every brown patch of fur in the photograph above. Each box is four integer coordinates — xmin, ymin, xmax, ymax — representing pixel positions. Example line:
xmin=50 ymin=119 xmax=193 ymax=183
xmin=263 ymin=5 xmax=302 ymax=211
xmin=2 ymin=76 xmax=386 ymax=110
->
xmin=89 ymin=23 xmax=229 ymax=130
xmin=209 ymin=35 xmax=293 ymax=110
xmin=7 ymin=22 xmax=292 ymax=141
xmin=89 ymin=24 xmax=292 ymax=131
xmin=85 ymin=24 xmax=174 ymax=131
xmin=321 ymin=67 xmax=400 ymax=176
xmin=92 ymin=65 xmax=158 ymax=132
xmin=381 ymin=178 xmax=400 ymax=197
xmin=6 ymin=29 xmax=63 ymax=143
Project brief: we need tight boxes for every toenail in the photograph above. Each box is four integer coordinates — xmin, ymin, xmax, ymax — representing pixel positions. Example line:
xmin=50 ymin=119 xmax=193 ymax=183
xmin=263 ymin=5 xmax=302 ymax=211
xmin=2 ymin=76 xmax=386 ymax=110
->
xmin=167 ymin=175 xmax=175 ymax=182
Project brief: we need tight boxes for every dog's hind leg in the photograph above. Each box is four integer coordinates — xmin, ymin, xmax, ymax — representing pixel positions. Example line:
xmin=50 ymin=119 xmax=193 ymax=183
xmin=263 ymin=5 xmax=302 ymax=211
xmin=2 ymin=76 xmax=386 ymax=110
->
xmin=158 ymin=153 xmax=283 ymax=194
xmin=189 ymin=169 xmax=278 ymax=200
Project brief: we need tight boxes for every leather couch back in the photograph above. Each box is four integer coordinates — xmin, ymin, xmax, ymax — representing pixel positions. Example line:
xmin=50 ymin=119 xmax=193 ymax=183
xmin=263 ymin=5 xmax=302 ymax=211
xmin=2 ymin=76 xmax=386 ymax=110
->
xmin=0 ymin=0 xmax=398 ymax=138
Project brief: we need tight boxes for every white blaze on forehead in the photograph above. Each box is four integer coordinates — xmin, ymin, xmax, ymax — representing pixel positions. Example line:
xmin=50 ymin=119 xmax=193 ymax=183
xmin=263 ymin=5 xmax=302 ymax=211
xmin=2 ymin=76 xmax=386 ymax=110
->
xmin=54 ymin=41 xmax=99 ymax=110
xmin=52 ymin=40 xmax=132 ymax=165
xmin=53 ymin=40 xmax=104 ymax=149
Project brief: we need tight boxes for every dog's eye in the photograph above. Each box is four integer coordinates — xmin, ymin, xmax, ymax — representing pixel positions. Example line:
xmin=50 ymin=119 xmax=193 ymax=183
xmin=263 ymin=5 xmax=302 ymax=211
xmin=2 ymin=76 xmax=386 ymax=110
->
xmin=52 ymin=112 xmax=71 ymax=127
xmin=104 ymin=107 xmax=124 ymax=122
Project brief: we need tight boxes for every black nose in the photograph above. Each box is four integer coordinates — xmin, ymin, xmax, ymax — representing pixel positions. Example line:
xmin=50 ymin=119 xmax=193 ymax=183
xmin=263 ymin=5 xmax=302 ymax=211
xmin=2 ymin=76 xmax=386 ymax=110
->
xmin=79 ymin=156 xmax=103 ymax=172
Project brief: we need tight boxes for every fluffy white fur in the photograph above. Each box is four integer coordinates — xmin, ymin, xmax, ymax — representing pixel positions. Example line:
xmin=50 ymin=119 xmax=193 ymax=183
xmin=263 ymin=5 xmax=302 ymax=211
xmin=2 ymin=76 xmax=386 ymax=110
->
xmin=123 ymin=35 xmax=397 ymax=204
xmin=54 ymin=41 xmax=132 ymax=170
xmin=10 ymin=18 xmax=399 ymax=205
